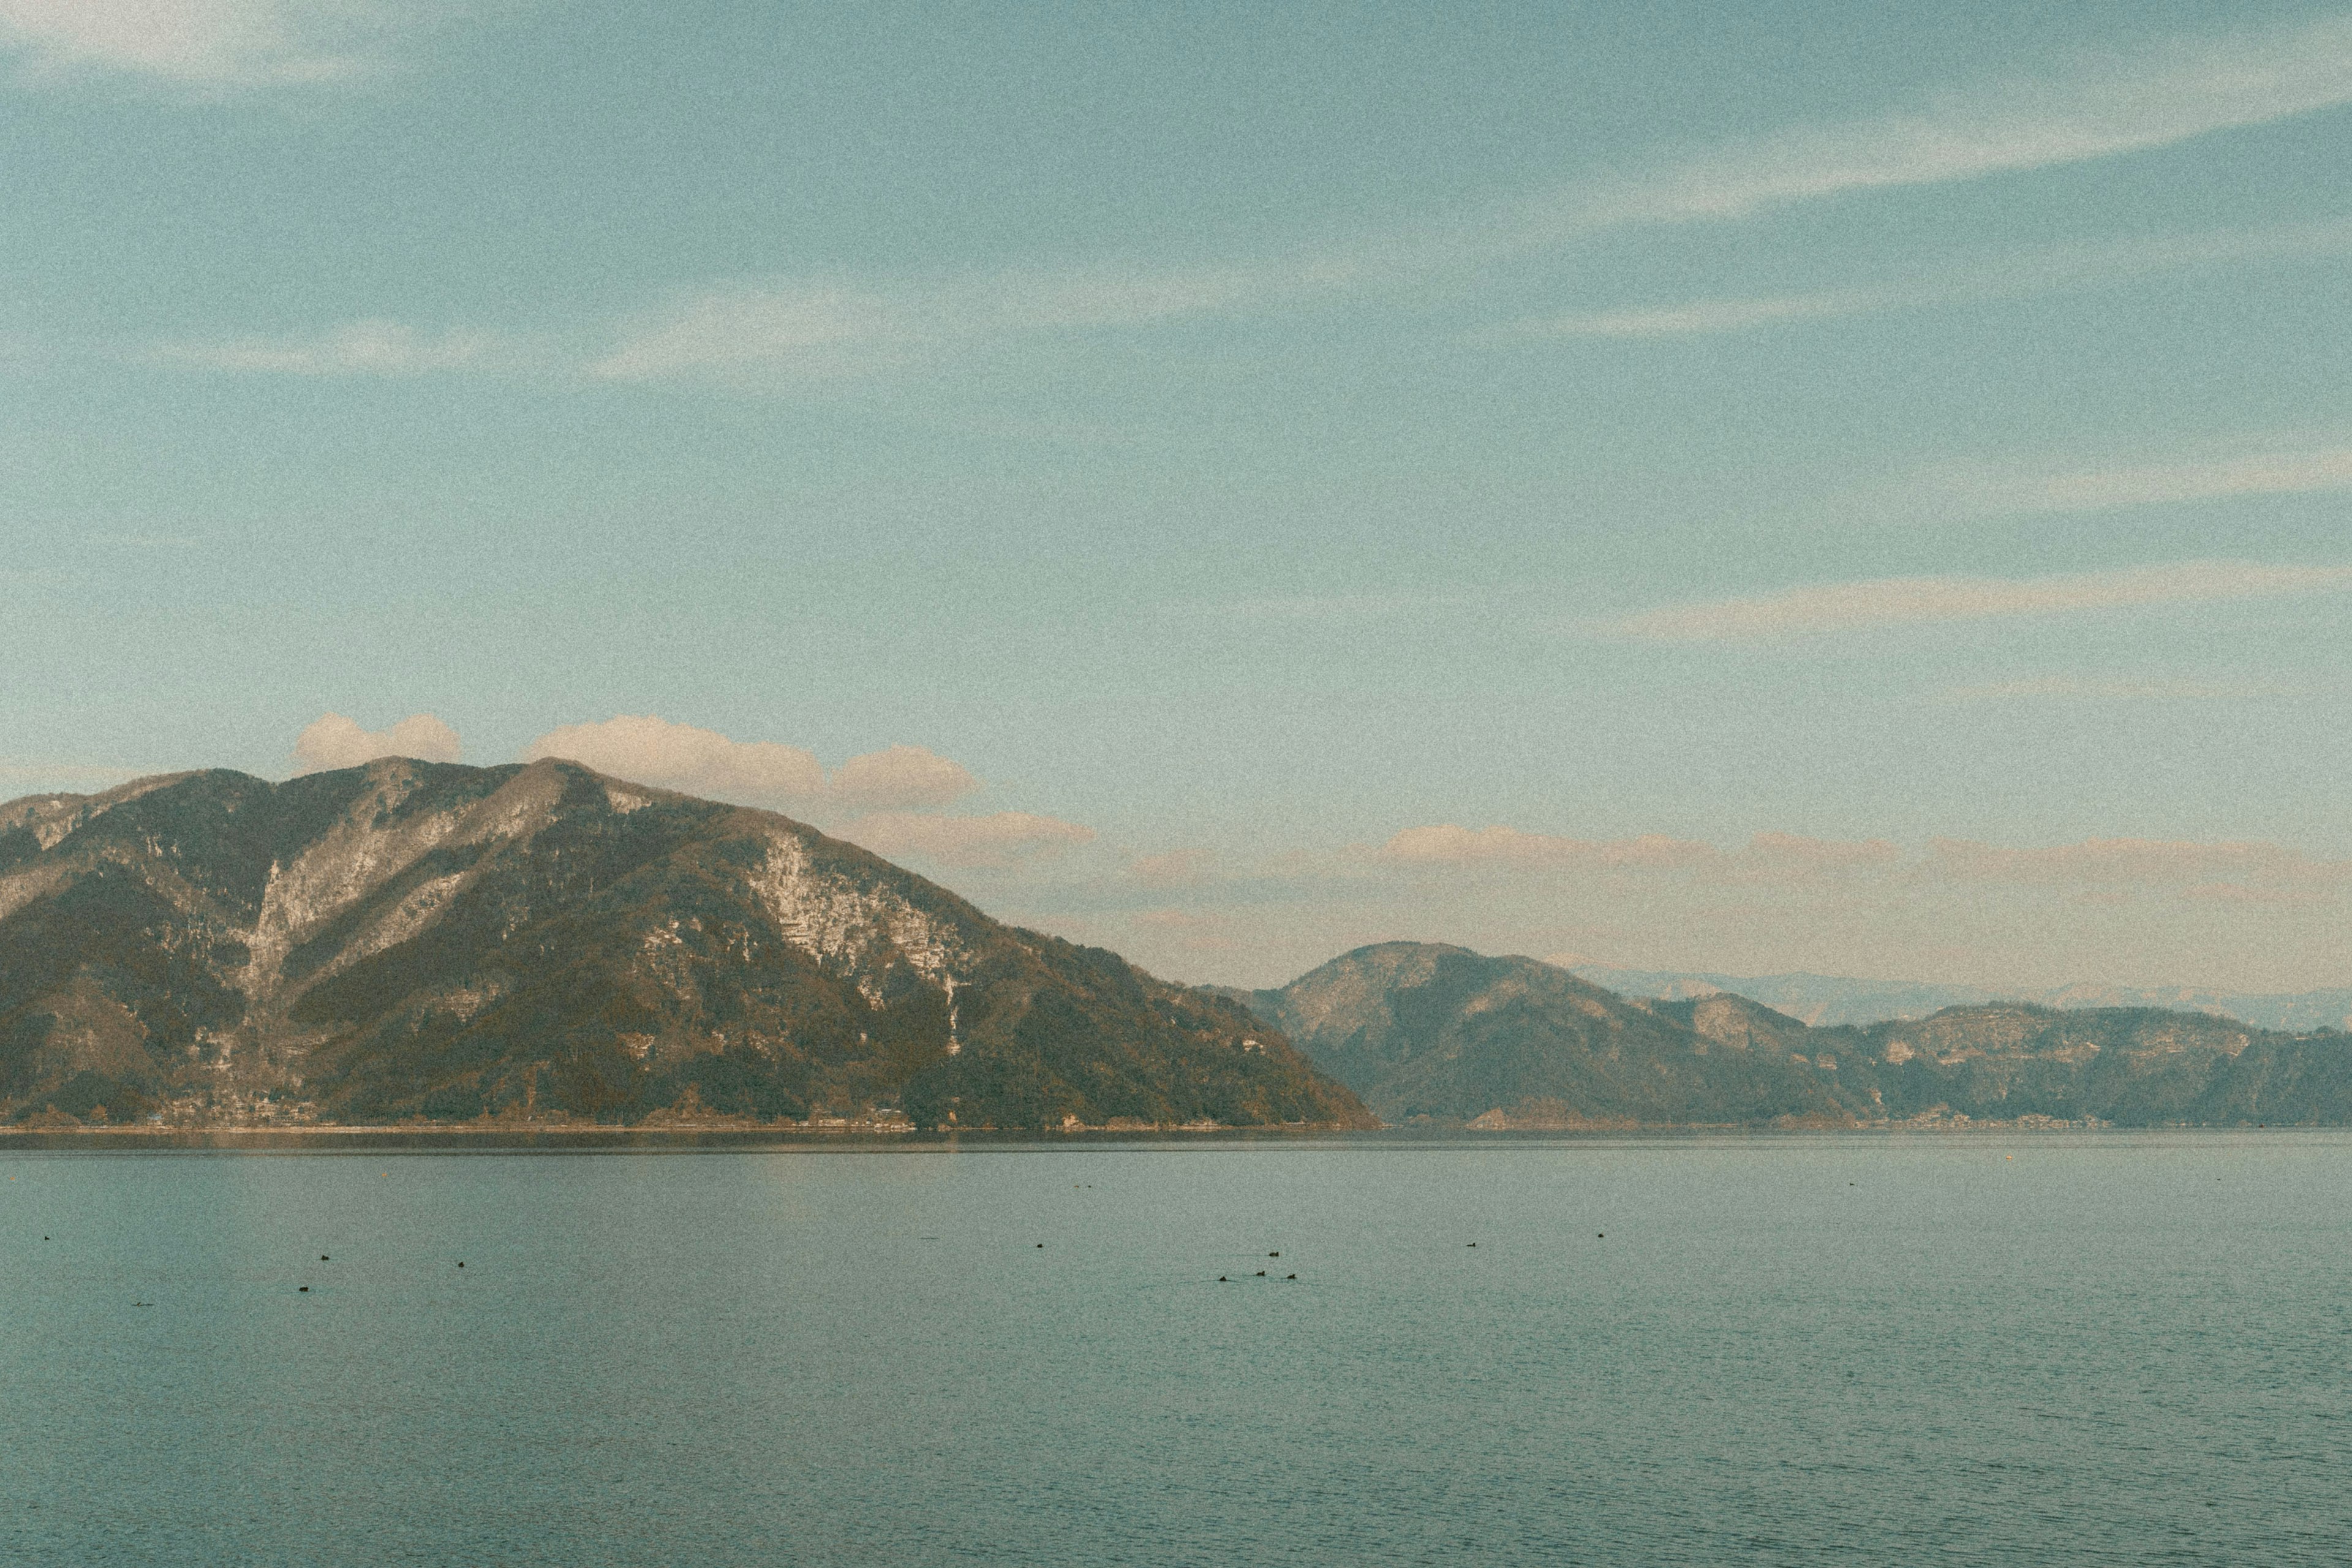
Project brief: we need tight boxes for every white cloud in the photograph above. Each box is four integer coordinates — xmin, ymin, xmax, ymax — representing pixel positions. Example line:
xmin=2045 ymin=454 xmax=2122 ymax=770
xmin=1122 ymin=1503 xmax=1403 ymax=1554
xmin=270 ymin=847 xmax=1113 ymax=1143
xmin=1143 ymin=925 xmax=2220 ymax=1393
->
xmin=837 ymin=810 xmax=1095 ymax=870
xmin=1602 ymin=560 xmax=2352 ymax=642
xmin=292 ymin=711 xmax=461 ymax=772
xmin=588 ymin=262 xmax=1341 ymax=383
xmin=1512 ymin=217 xmax=2352 ymax=340
xmin=518 ymin=715 xmax=980 ymax=816
xmin=828 ymin=744 xmax=980 ymax=813
xmin=1548 ymin=15 xmax=2352 ymax=234
xmin=522 ymin=715 xmax=824 ymax=807
xmin=596 ymin=18 xmax=2352 ymax=382
xmin=153 ymin=320 xmax=499 ymax=376
xmin=1381 ymin=824 xmax=1718 ymax=872
xmin=1958 ymin=445 xmax=2352 ymax=515
xmin=0 ymin=1 xmax=464 ymax=89
xmin=1518 ymin=290 xmax=1883 ymax=340
xmin=1375 ymin=825 xmax=1900 ymax=881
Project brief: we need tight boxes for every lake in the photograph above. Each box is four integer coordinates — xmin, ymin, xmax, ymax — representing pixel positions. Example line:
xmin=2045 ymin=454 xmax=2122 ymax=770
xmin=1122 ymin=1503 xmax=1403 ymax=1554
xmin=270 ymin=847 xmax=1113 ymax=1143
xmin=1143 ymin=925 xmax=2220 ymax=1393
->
xmin=4 ymin=1132 xmax=2347 ymax=1565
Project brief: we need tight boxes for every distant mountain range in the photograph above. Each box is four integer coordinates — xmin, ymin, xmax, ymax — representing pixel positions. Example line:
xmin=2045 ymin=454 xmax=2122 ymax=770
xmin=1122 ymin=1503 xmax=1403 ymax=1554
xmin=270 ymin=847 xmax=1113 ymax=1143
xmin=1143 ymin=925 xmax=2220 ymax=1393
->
xmin=1566 ymin=962 xmax=2352 ymax=1033
xmin=0 ymin=762 xmax=1370 ymax=1131
xmin=15 ymin=764 xmax=2348 ymax=1134
xmin=1247 ymin=943 xmax=2352 ymax=1128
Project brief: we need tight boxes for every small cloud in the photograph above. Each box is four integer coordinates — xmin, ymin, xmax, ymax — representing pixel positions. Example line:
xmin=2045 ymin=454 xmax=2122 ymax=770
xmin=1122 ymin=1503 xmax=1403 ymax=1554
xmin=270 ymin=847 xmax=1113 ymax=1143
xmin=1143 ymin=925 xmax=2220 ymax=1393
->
xmin=519 ymin=716 xmax=979 ymax=816
xmin=1958 ymin=443 xmax=2352 ymax=516
xmin=1381 ymin=824 xmax=1717 ymax=872
xmin=1561 ymin=15 xmax=2352 ymax=233
xmin=1513 ymin=290 xmax=1878 ymax=339
xmin=292 ymin=712 xmax=461 ymax=773
xmin=1504 ymin=219 xmax=2352 ymax=344
xmin=837 ymin=810 xmax=1095 ymax=870
xmin=1601 ymin=560 xmax=2352 ymax=642
xmin=152 ymin=320 xmax=498 ymax=376
xmin=521 ymin=715 xmax=824 ymax=808
xmin=587 ymin=262 xmax=1319 ymax=383
xmin=827 ymin=744 xmax=979 ymax=813
xmin=0 ymin=1 xmax=467 ymax=91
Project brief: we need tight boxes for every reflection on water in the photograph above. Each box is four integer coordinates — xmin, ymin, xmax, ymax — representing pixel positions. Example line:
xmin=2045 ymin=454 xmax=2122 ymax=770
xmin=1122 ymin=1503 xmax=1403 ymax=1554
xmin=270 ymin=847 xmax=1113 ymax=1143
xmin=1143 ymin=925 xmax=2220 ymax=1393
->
xmin=4 ymin=1134 xmax=2348 ymax=1566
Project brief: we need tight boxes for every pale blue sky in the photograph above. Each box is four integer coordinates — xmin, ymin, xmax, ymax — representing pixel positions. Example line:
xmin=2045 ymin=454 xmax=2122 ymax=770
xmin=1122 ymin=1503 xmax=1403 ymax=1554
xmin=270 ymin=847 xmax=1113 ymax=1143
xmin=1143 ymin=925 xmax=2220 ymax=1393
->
xmin=6 ymin=2 xmax=2351 ymax=989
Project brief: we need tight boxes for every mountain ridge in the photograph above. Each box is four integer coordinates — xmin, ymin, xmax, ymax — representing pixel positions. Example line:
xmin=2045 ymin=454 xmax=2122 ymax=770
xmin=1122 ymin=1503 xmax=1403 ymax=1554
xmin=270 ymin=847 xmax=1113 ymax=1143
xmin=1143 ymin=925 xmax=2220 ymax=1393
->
xmin=1250 ymin=941 xmax=2352 ymax=1128
xmin=1566 ymin=960 xmax=2352 ymax=1033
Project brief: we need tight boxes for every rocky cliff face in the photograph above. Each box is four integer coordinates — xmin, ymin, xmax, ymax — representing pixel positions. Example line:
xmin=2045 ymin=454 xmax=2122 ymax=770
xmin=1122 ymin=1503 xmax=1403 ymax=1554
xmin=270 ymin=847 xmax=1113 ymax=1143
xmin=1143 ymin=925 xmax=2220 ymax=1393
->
xmin=1256 ymin=943 xmax=2352 ymax=1127
xmin=0 ymin=761 xmax=1371 ymax=1130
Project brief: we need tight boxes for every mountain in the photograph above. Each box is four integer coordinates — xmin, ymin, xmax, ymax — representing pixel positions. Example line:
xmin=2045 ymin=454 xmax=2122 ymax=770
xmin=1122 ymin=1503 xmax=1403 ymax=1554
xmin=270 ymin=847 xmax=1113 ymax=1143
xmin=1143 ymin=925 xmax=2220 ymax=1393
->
xmin=1567 ymin=962 xmax=2352 ymax=1034
xmin=1253 ymin=943 xmax=2352 ymax=1127
xmin=0 ymin=761 xmax=1371 ymax=1131
xmin=1248 ymin=943 xmax=1849 ymax=1127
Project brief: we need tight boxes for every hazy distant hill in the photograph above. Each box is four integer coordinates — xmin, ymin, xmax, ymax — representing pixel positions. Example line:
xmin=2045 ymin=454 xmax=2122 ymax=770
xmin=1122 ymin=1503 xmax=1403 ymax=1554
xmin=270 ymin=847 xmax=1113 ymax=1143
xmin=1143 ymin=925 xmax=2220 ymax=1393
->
xmin=1568 ymin=962 xmax=2352 ymax=1033
xmin=1251 ymin=943 xmax=2352 ymax=1127
xmin=0 ymin=761 xmax=1370 ymax=1131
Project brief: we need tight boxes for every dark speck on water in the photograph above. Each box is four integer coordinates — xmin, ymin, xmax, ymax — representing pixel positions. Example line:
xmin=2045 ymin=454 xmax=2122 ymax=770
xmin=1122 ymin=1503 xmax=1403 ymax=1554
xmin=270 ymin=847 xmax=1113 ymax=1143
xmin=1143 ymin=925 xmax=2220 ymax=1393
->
xmin=4 ymin=1133 xmax=2348 ymax=1567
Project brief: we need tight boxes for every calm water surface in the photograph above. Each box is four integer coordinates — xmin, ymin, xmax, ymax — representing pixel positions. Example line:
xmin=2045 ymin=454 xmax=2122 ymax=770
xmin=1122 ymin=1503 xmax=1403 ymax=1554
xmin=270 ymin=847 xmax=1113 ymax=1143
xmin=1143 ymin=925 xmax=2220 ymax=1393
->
xmin=4 ymin=1133 xmax=2348 ymax=1566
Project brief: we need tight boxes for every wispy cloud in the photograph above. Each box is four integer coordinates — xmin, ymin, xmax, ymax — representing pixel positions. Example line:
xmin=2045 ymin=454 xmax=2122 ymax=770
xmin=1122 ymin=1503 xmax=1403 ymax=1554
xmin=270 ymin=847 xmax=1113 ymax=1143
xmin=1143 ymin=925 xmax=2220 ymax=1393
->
xmin=1512 ymin=217 xmax=2352 ymax=339
xmin=0 ymin=1 xmax=470 ymax=91
xmin=597 ymin=15 xmax=2352 ymax=382
xmin=152 ymin=320 xmax=505 ymax=376
xmin=589 ymin=263 xmax=1352 ymax=383
xmin=88 ymin=13 xmax=2352 ymax=381
xmin=1952 ymin=444 xmax=2352 ymax=515
xmin=1531 ymin=15 xmax=2352 ymax=235
xmin=1382 ymin=824 xmax=1716 ymax=872
xmin=1942 ymin=676 xmax=2301 ymax=703
xmin=1602 ymin=560 xmax=2352 ymax=642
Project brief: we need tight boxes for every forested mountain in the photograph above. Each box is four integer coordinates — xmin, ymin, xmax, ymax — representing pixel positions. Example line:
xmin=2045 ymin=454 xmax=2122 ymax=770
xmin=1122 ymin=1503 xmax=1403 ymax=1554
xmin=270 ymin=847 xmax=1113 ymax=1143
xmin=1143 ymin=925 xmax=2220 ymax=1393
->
xmin=1253 ymin=943 xmax=2352 ymax=1128
xmin=0 ymin=761 xmax=1370 ymax=1131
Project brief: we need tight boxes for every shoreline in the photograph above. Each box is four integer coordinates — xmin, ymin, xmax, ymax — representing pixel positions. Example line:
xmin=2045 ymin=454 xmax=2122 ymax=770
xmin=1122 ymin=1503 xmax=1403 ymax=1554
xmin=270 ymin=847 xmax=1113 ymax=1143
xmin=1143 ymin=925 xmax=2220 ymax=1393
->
xmin=0 ymin=1121 xmax=2335 ymax=1152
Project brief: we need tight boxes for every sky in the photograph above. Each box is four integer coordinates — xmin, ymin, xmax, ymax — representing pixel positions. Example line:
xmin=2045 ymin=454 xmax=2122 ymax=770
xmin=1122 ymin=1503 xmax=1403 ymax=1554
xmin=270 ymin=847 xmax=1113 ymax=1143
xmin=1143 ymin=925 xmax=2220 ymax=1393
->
xmin=4 ymin=1 xmax=2351 ymax=993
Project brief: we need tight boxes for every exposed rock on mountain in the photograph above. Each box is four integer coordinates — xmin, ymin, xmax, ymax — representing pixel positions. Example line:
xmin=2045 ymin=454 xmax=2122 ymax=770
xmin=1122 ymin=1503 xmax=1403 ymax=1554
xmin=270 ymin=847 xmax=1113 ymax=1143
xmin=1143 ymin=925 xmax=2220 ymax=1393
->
xmin=0 ymin=762 xmax=1371 ymax=1130
xmin=1254 ymin=942 xmax=2352 ymax=1127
